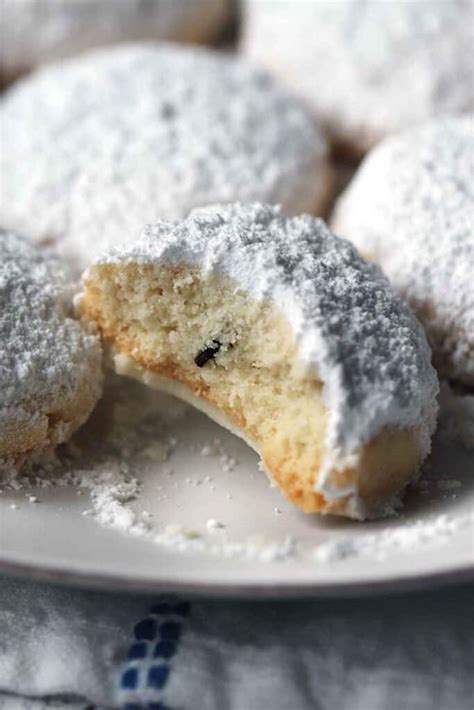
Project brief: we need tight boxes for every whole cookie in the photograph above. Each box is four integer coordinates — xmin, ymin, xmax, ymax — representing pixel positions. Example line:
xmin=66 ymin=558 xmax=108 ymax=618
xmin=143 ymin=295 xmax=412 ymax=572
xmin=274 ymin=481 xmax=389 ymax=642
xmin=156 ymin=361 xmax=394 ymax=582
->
xmin=0 ymin=0 xmax=231 ymax=81
xmin=242 ymin=0 xmax=474 ymax=156
xmin=0 ymin=43 xmax=330 ymax=265
xmin=0 ymin=231 xmax=103 ymax=469
xmin=83 ymin=203 xmax=438 ymax=520
xmin=332 ymin=118 xmax=474 ymax=386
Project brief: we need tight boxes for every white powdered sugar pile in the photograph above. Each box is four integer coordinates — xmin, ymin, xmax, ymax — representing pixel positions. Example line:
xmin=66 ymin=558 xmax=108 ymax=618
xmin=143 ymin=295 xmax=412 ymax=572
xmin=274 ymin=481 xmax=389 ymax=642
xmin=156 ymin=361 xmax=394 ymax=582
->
xmin=314 ymin=512 xmax=473 ymax=565
xmin=154 ymin=525 xmax=296 ymax=563
xmin=97 ymin=202 xmax=439 ymax=509
xmin=333 ymin=118 xmax=474 ymax=385
xmin=80 ymin=465 xmax=147 ymax=536
xmin=0 ymin=230 xmax=102 ymax=461
xmin=0 ymin=43 xmax=327 ymax=264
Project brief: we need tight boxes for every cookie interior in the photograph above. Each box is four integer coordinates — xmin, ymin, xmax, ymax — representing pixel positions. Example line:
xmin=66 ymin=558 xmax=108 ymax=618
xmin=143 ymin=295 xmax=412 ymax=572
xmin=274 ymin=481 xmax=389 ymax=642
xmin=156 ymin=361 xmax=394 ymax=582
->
xmin=83 ymin=263 xmax=422 ymax=518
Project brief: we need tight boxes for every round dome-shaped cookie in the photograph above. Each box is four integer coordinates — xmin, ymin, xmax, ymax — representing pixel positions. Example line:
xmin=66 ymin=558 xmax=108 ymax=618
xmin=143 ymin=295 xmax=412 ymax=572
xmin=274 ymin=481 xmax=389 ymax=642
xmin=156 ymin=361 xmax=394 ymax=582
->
xmin=0 ymin=0 xmax=232 ymax=82
xmin=0 ymin=231 xmax=103 ymax=469
xmin=82 ymin=203 xmax=438 ymax=520
xmin=242 ymin=0 xmax=474 ymax=156
xmin=332 ymin=118 xmax=474 ymax=386
xmin=0 ymin=43 xmax=330 ymax=266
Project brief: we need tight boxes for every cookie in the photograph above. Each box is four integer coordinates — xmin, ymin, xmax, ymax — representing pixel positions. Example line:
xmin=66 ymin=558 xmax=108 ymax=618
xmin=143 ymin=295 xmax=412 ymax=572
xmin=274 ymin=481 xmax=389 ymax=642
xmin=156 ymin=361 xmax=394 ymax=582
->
xmin=242 ymin=0 xmax=474 ymax=156
xmin=332 ymin=118 xmax=474 ymax=387
xmin=81 ymin=203 xmax=438 ymax=520
xmin=0 ymin=43 xmax=330 ymax=266
xmin=0 ymin=231 xmax=103 ymax=469
xmin=0 ymin=0 xmax=231 ymax=82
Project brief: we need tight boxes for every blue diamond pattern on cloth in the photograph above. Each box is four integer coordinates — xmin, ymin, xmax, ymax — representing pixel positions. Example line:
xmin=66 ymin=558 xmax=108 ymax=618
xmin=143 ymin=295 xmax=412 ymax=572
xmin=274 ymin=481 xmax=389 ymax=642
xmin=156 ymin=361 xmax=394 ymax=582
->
xmin=148 ymin=665 xmax=170 ymax=689
xmin=159 ymin=622 xmax=180 ymax=642
xmin=121 ymin=667 xmax=139 ymax=690
xmin=153 ymin=640 xmax=177 ymax=659
xmin=118 ymin=597 xmax=191 ymax=708
xmin=128 ymin=642 xmax=148 ymax=660
xmin=134 ymin=618 xmax=157 ymax=641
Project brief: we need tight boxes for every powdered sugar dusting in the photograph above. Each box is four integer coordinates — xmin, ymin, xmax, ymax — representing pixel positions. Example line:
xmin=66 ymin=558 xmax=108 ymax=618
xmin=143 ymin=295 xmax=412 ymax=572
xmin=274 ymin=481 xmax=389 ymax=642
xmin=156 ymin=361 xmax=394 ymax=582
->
xmin=0 ymin=43 xmax=327 ymax=265
xmin=0 ymin=375 xmax=298 ymax=563
xmin=0 ymin=0 xmax=230 ymax=76
xmin=0 ymin=230 xmax=102 ymax=461
xmin=314 ymin=513 xmax=473 ymax=565
xmin=332 ymin=118 xmax=474 ymax=385
xmin=1 ymin=374 xmax=471 ymax=568
xmin=154 ymin=525 xmax=296 ymax=562
xmin=243 ymin=0 xmax=474 ymax=152
xmin=96 ymin=202 xmax=439 ymax=507
xmin=79 ymin=465 xmax=148 ymax=536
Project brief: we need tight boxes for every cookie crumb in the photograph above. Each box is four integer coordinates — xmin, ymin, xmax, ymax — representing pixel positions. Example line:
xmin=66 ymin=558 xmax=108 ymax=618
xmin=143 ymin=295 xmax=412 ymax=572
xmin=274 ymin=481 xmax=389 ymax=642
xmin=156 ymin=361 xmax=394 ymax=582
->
xmin=206 ymin=518 xmax=225 ymax=531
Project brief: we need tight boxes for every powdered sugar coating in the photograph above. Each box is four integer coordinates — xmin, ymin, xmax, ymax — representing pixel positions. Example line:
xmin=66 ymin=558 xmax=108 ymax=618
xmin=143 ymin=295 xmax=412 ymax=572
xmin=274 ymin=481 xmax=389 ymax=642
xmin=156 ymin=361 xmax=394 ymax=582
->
xmin=243 ymin=0 xmax=474 ymax=153
xmin=332 ymin=118 xmax=474 ymax=385
xmin=94 ymin=203 xmax=439 ymax=492
xmin=0 ymin=231 xmax=102 ymax=455
xmin=0 ymin=43 xmax=329 ymax=265
xmin=0 ymin=0 xmax=230 ymax=78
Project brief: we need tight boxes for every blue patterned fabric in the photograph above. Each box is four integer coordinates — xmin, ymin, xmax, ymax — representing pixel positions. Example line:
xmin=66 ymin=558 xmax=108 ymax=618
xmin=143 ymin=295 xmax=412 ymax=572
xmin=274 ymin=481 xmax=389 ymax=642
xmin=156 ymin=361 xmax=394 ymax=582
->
xmin=119 ymin=598 xmax=191 ymax=708
xmin=0 ymin=578 xmax=472 ymax=709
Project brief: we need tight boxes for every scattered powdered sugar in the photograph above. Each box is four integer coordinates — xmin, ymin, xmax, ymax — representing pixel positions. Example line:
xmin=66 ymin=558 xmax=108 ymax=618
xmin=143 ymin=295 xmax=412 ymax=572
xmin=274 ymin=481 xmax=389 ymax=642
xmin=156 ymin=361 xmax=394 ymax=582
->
xmin=333 ymin=118 xmax=474 ymax=385
xmin=1 ymin=43 xmax=327 ymax=266
xmin=220 ymin=453 xmax=237 ymax=473
xmin=200 ymin=443 xmax=219 ymax=457
xmin=141 ymin=442 xmax=171 ymax=462
xmin=97 ymin=202 xmax=438 ymax=509
xmin=155 ymin=525 xmax=296 ymax=562
xmin=414 ymin=477 xmax=463 ymax=498
xmin=206 ymin=518 xmax=225 ymax=531
xmin=1 ymin=370 xmax=470 ymax=567
xmin=243 ymin=1 xmax=474 ymax=152
xmin=78 ymin=464 xmax=148 ymax=536
xmin=314 ymin=513 xmax=474 ymax=565
xmin=0 ymin=374 xmax=176 ymax=517
xmin=435 ymin=480 xmax=462 ymax=491
xmin=0 ymin=374 xmax=298 ymax=563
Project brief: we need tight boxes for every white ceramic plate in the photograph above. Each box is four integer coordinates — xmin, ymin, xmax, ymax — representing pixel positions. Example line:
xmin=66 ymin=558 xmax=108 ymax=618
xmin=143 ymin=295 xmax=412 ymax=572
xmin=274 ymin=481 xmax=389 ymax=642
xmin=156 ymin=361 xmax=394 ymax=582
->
xmin=0 ymin=376 xmax=473 ymax=598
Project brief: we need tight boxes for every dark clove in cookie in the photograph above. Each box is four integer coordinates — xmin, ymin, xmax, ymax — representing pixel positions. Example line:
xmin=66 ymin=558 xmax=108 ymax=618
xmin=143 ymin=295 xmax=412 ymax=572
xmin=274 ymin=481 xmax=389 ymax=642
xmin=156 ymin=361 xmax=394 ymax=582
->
xmin=194 ymin=339 xmax=222 ymax=367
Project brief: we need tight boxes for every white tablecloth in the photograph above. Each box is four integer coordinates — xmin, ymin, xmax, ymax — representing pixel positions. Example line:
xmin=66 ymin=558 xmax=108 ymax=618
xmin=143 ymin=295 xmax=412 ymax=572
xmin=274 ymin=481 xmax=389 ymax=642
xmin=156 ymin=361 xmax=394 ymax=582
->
xmin=0 ymin=576 xmax=472 ymax=709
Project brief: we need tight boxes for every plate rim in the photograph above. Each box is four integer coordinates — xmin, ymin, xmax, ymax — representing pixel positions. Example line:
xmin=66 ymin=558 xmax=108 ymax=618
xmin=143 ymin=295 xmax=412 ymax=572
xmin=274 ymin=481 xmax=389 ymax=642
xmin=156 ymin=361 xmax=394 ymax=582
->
xmin=1 ymin=553 xmax=472 ymax=599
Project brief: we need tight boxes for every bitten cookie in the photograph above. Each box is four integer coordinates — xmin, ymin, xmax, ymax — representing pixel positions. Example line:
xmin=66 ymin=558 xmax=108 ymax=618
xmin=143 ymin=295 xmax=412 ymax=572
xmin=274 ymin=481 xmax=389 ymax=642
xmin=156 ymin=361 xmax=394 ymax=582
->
xmin=332 ymin=118 xmax=474 ymax=387
xmin=0 ymin=43 xmax=330 ymax=266
xmin=0 ymin=0 xmax=231 ymax=81
xmin=0 ymin=231 xmax=103 ymax=469
xmin=242 ymin=0 xmax=474 ymax=156
xmin=82 ymin=203 xmax=438 ymax=520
